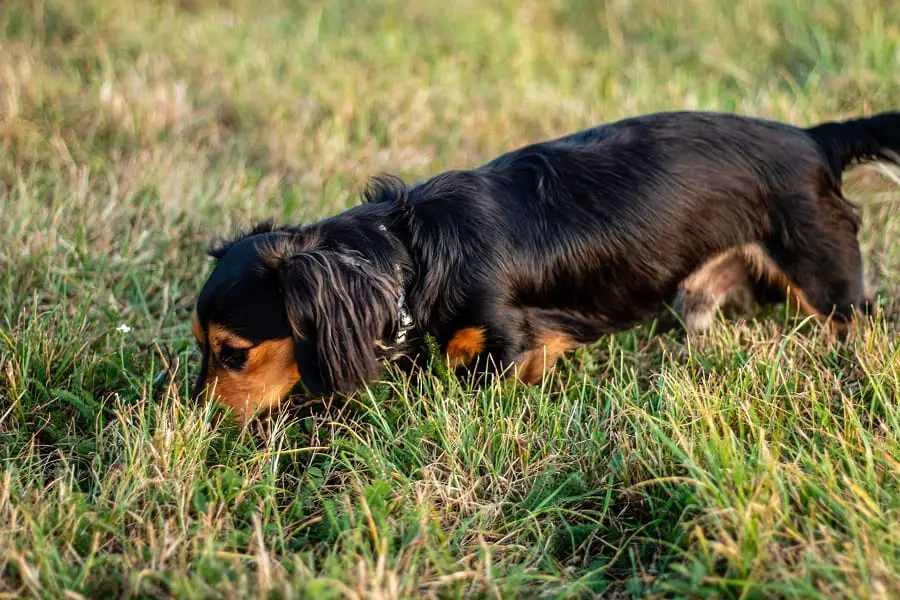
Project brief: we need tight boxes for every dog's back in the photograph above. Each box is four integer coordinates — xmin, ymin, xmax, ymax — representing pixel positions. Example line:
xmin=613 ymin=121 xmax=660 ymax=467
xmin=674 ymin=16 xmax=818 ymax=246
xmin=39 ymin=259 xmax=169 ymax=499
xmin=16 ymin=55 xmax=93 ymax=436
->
xmin=401 ymin=111 xmax=897 ymax=345
xmin=454 ymin=113 xmax=836 ymax=329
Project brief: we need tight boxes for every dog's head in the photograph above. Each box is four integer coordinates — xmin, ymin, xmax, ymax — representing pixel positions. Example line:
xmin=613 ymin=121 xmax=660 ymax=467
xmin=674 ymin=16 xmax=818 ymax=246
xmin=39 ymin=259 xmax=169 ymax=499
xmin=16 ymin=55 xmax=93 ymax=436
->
xmin=191 ymin=220 xmax=403 ymax=421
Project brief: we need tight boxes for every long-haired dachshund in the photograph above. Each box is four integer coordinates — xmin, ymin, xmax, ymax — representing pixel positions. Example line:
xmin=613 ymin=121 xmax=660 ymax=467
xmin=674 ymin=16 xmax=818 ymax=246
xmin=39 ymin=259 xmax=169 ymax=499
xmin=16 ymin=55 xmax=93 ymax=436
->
xmin=191 ymin=110 xmax=900 ymax=421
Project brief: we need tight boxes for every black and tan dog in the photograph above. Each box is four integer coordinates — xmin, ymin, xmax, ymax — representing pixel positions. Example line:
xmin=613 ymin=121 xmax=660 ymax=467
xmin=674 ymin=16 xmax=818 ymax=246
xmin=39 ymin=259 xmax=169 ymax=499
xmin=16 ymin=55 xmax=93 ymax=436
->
xmin=191 ymin=110 xmax=900 ymax=421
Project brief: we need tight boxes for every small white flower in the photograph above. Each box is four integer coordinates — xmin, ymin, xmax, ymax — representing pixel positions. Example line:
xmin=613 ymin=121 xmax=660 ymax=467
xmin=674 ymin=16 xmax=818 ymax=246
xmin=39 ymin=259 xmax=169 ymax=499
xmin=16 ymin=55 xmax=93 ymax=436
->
xmin=116 ymin=324 xmax=132 ymax=334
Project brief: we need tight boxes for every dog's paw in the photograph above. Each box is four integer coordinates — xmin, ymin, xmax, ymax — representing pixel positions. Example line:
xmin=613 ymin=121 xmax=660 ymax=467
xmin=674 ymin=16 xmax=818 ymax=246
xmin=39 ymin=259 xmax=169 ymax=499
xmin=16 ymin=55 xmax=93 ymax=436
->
xmin=673 ymin=288 xmax=718 ymax=333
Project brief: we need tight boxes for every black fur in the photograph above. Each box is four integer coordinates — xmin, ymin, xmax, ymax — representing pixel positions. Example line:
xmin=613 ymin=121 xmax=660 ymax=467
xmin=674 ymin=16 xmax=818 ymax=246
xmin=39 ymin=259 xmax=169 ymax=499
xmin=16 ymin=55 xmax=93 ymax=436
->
xmin=193 ymin=110 xmax=900 ymax=404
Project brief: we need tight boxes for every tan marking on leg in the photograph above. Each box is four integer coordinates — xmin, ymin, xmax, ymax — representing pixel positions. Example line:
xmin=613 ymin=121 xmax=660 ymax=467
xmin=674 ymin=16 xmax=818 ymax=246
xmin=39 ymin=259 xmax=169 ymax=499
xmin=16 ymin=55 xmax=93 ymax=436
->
xmin=677 ymin=243 xmax=862 ymax=338
xmin=676 ymin=248 xmax=752 ymax=332
xmin=446 ymin=327 xmax=487 ymax=368
xmin=739 ymin=243 xmax=858 ymax=340
xmin=518 ymin=332 xmax=576 ymax=385
xmin=681 ymin=249 xmax=751 ymax=297
xmin=738 ymin=244 xmax=821 ymax=318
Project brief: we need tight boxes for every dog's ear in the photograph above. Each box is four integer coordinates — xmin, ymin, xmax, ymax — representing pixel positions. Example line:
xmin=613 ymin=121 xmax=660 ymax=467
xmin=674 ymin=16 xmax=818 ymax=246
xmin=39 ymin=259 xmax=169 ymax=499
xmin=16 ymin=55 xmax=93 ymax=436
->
xmin=292 ymin=336 xmax=327 ymax=395
xmin=207 ymin=219 xmax=281 ymax=260
xmin=271 ymin=243 xmax=398 ymax=395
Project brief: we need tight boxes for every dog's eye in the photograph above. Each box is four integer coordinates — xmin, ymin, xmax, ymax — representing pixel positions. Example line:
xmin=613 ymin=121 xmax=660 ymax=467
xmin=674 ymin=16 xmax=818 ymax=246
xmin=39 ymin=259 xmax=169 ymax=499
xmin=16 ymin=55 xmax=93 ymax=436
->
xmin=219 ymin=345 xmax=249 ymax=370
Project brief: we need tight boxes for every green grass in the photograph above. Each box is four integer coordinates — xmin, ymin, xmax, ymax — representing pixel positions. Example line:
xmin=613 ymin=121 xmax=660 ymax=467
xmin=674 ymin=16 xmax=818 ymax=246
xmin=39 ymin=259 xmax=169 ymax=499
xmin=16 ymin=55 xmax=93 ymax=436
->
xmin=1 ymin=0 xmax=899 ymax=597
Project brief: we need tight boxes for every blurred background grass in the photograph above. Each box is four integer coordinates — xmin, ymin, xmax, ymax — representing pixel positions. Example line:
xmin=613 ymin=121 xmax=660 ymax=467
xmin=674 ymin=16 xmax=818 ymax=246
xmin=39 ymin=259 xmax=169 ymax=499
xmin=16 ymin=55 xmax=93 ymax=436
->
xmin=1 ymin=1 xmax=899 ymax=598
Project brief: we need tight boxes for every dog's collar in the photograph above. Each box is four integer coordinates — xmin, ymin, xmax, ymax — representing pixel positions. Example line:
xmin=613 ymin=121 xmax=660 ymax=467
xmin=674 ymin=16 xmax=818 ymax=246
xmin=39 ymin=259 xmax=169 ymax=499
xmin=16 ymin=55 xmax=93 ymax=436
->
xmin=378 ymin=224 xmax=415 ymax=346
xmin=395 ymin=286 xmax=414 ymax=345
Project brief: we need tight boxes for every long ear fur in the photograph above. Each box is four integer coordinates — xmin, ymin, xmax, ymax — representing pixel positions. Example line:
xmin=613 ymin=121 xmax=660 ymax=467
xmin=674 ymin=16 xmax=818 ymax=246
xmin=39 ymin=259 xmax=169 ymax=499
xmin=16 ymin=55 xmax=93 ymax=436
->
xmin=274 ymin=244 xmax=398 ymax=394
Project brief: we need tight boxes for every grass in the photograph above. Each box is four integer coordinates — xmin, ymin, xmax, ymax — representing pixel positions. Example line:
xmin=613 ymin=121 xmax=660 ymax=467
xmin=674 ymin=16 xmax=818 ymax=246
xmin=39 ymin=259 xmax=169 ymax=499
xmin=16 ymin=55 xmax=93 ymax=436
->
xmin=1 ymin=0 xmax=899 ymax=597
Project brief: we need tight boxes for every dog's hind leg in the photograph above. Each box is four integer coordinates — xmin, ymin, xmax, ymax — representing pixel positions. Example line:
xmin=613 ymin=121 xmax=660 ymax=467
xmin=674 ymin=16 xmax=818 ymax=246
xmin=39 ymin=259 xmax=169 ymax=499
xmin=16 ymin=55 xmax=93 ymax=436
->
xmin=747 ymin=192 xmax=868 ymax=335
xmin=673 ymin=247 xmax=790 ymax=333
xmin=673 ymin=248 xmax=754 ymax=332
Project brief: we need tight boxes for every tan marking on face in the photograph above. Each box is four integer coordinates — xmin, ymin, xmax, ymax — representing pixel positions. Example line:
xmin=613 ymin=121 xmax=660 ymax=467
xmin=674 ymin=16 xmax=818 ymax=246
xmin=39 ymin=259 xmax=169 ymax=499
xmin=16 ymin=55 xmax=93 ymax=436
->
xmin=207 ymin=323 xmax=255 ymax=355
xmin=201 ymin=330 xmax=300 ymax=422
xmin=446 ymin=327 xmax=487 ymax=368
xmin=192 ymin=312 xmax=206 ymax=345
xmin=518 ymin=332 xmax=577 ymax=385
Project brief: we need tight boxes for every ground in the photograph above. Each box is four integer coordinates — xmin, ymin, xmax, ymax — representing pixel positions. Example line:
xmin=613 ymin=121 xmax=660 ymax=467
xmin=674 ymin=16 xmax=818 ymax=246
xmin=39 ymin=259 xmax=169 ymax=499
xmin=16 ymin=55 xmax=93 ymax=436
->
xmin=1 ymin=1 xmax=899 ymax=598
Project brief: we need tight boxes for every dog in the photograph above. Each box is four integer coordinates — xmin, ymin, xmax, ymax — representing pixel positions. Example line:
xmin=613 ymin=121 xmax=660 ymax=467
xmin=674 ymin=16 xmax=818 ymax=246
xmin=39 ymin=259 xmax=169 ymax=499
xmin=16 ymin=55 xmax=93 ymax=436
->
xmin=191 ymin=110 xmax=900 ymax=421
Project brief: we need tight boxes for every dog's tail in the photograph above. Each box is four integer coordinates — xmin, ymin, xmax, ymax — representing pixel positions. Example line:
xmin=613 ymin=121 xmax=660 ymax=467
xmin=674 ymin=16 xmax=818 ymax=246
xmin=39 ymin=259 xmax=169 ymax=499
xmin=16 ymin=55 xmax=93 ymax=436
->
xmin=805 ymin=112 xmax=900 ymax=180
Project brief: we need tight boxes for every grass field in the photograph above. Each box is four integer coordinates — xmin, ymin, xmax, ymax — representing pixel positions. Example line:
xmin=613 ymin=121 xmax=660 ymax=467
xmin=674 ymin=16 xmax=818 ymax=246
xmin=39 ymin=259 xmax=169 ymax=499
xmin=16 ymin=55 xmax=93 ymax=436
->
xmin=1 ymin=0 xmax=900 ymax=597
